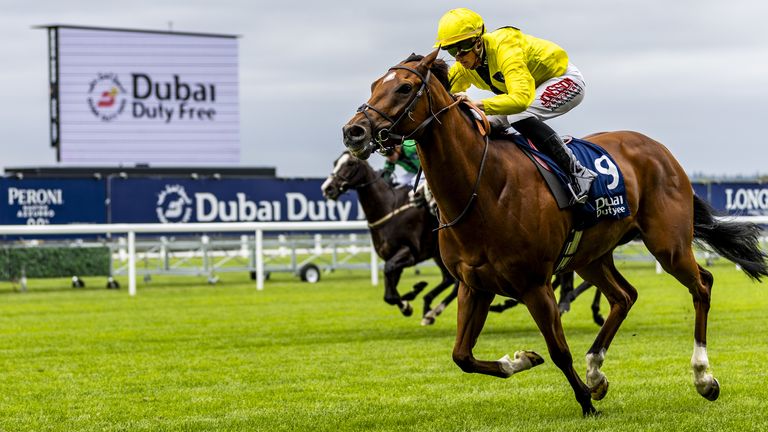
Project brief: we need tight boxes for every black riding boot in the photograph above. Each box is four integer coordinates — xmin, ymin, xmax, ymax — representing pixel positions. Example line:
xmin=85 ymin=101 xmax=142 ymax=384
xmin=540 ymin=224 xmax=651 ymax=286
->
xmin=539 ymin=133 xmax=597 ymax=204
xmin=511 ymin=117 xmax=597 ymax=205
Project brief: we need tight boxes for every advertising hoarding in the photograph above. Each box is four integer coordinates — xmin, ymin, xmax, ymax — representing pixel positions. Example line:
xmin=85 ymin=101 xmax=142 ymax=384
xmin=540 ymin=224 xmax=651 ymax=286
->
xmin=0 ymin=179 xmax=106 ymax=225
xmin=109 ymin=178 xmax=364 ymax=224
xmin=708 ymin=182 xmax=768 ymax=216
xmin=51 ymin=26 xmax=239 ymax=165
xmin=4 ymin=177 xmax=763 ymax=228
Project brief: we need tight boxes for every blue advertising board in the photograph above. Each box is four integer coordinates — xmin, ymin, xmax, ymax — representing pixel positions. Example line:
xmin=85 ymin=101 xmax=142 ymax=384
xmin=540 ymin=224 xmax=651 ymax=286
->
xmin=5 ymin=176 xmax=758 ymax=228
xmin=708 ymin=182 xmax=768 ymax=216
xmin=0 ymin=178 xmax=106 ymax=225
xmin=692 ymin=182 xmax=708 ymax=202
xmin=108 ymin=178 xmax=364 ymax=223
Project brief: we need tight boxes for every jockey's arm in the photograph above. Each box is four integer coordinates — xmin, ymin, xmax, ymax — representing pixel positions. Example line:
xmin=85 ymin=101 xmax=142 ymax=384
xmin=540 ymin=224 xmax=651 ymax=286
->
xmin=481 ymin=52 xmax=536 ymax=115
xmin=382 ymin=160 xmax=395 ymax=182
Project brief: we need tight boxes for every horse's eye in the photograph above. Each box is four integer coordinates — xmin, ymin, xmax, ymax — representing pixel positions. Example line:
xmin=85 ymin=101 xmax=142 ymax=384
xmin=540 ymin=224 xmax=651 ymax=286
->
xmin=397 ymin=83 xmax=413 ymax=94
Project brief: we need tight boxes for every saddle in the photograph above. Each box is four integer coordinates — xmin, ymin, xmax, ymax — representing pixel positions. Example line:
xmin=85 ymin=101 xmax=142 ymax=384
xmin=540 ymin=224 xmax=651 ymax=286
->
xmin=456 ymin=100 xmax=630 ymax=271
xmin=456 ymin=100 xmax=629 ymax=229
xmin=500 ymin=132 xmax=631 ymax=230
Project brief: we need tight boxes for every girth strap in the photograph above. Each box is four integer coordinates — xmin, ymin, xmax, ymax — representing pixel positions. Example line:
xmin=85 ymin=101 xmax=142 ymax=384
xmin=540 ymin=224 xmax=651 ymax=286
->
xmin=554 ymin=229 xmax=583 ymax=273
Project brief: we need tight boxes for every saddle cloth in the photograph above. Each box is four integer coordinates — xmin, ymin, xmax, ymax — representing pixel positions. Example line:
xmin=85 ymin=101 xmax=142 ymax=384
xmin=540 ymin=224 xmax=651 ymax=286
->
xmin=510 ymin=134 xmax=631 ymax=229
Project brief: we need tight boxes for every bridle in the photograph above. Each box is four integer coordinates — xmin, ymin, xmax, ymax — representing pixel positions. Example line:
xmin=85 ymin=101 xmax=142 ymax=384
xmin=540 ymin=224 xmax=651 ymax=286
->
xmin=327 ymin=166 xmax=381 ymax=196
xmin=327 ymin=157 xmax=409 ymax=230
xmin=356 ymin=65 xmax=439 ymax=154
xmin=355 ymin=61 xmax=489 ymax=231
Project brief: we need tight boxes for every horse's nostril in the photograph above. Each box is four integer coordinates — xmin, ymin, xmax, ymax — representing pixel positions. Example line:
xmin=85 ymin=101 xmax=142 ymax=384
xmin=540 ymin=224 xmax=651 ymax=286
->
xmin=344 ymin=124 xmax=367 ymax=140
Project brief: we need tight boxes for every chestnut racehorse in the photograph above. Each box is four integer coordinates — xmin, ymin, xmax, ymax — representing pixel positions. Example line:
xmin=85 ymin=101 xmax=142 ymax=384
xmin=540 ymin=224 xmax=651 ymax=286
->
xmin=341 ymin=50 xmax=768 ymax=416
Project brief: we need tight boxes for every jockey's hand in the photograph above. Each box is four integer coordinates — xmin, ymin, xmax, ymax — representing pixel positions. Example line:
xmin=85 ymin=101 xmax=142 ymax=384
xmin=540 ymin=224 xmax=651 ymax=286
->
xmin=454 ymin=93 xmax=484 ymax=111
xmin=454 ymin=92 xmax=470 ymax=101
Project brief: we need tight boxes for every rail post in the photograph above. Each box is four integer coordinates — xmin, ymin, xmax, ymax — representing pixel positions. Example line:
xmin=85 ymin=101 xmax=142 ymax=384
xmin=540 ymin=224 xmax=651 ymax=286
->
xmin=255 ymin=228 xmax=264 ymax=290
xmin=370 ymin=236 xmax=378 ymax=286
xmin=128 ymin=231 xmax=137 ymax=296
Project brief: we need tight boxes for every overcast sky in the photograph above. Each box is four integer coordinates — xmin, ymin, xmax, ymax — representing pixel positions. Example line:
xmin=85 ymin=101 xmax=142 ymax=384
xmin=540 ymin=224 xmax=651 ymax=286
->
xmin=2 ymin=0 xmax=767 ymax=178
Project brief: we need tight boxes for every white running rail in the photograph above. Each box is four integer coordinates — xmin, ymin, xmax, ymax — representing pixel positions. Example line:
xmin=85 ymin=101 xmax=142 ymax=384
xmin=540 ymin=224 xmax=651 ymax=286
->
xmin=0 ymin=221 xmax=372 ymax=296
xmin=1 ymin=216 xmax=766 ymax=296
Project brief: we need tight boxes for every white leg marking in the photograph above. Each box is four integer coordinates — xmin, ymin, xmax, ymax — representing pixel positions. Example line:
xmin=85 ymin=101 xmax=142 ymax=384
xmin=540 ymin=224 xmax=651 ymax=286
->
xmin=432 ymin=302 xmax=446 ymax=316
xmin=586 ymin=349 xmax=606 ymax=387
xmin=498 ymin=351 xmax=535 ymax=376
xmin=691 ymin=342 xmax=714 ymax=390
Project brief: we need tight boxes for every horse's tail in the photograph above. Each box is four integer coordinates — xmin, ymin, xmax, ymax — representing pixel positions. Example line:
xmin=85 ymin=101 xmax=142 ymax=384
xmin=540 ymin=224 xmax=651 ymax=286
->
xmin=692 ymin=194 xmax=768 ymax=281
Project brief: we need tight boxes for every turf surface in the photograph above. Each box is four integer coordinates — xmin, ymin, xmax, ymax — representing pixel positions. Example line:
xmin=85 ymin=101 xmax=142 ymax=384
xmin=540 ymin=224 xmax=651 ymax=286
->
xmin=0 ymin=260 xmax=766 ymax=431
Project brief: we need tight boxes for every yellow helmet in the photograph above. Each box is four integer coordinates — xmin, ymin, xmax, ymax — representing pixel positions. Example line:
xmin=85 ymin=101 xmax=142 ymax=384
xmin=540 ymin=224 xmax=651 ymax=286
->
xmin=434 ymin=8 xmax=485 ymax=48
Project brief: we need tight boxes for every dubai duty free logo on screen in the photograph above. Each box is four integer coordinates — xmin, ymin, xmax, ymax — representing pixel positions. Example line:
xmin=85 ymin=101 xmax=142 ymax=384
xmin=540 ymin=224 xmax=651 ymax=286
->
xmin=86 ymin=72 xmax=218 ymax=123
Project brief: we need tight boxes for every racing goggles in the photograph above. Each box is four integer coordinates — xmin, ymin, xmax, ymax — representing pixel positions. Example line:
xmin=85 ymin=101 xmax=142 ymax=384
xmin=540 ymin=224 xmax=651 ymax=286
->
xmin=444 ymin=38 xmax=479 ymax=57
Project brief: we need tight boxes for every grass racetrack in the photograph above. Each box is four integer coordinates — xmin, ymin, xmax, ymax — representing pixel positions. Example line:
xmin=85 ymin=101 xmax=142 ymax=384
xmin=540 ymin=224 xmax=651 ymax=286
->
xmin=0 ymin=260 xmax=766 ymax=431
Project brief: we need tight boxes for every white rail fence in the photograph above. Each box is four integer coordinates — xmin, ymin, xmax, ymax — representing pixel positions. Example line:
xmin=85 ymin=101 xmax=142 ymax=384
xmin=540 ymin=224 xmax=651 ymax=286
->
xmin=0 ymin=222 xmax=372 ymax=296
xmin=1 ymin=216 xmax=766 ymax=297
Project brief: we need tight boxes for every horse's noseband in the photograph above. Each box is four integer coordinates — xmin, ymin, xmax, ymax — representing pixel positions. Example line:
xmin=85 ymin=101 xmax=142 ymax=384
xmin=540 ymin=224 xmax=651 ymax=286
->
xmin=328 ymin=172 xmax=350 ymax=194
xmin=357 ymin=65 xmax=433 ymax=154
xmin=328 ymin=170 xmax=380 ymax=195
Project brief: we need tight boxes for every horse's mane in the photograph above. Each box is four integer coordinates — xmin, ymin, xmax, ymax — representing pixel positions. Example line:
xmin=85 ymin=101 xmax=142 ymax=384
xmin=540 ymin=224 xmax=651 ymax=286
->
xmin=402 ymin=54 xmax=450 ymax=92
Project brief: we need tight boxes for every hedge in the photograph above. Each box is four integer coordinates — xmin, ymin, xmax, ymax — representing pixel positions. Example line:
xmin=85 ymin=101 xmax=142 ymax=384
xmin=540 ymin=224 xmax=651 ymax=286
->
xmin=0 ymin=246 xmax=110 ymax=280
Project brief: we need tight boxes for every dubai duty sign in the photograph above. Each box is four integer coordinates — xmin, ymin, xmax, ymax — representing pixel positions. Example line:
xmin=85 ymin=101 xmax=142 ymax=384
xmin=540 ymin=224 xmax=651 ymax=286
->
xmin=56 ymin=26 xmax=240 ymax=165
xmin=108 ymin=178 xmax=365 ymax=224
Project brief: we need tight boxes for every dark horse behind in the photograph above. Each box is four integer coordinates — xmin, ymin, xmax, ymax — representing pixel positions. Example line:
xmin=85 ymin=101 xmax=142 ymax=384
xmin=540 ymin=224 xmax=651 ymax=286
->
xmin=321 ymin=151 xmax=458 ymax=325
xmin=342 ymin=49 xmax=768 ymax=416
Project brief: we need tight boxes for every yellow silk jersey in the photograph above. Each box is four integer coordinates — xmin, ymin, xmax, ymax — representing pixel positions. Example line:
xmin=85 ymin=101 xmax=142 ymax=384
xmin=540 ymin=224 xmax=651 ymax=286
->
xmin=448 ymin=27 xmax=569 ymax=115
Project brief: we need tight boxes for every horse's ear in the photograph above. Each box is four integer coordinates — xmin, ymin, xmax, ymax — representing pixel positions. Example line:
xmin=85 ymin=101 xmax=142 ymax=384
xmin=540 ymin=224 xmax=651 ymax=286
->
xmin=423 ymin=48 xmax=439 ymax=68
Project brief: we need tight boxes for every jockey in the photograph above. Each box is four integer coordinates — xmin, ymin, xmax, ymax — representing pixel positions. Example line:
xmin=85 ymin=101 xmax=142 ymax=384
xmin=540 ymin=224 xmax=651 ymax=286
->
xmin=382 ymin=140 xmax=421 ymax=188
xmin=383 ymin=141 xmax=433 ymax=211
xmin=435 ymin=8 xmax=596 ymax=205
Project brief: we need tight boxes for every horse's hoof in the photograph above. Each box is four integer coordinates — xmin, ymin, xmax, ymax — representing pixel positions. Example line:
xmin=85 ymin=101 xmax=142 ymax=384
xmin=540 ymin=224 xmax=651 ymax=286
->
xmin=420 ymin=316 xmax=435 ymax=326
xmin=593 ymin=315 xmax=605 ymax=326
xmin=400 ymin=301 xmax=413 ymax=317
xmin=517 ymin=350 xmax=545 ymax=368
xmin=582 ymin=405 xmax=601 ymax=417
xmin=590 ymin=376 xmax=609 ymax=401
xmin=489 ymin=304 xmax=504 ymax=313
xmin=699 ymin=377 xmax=720 ymax=401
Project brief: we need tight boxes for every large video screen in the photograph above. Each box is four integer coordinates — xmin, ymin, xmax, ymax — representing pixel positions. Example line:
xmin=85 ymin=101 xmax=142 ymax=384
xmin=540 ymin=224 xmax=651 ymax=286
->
xmin=54 ymin=26 xmax=240 ymax=165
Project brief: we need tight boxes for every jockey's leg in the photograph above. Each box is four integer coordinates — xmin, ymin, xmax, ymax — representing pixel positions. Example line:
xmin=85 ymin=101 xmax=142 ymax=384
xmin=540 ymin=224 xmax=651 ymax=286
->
xmin=411 ymin=181 xmax=430 ymax=208
xmin=488 ymin=115 xmax=510 ymax=135
xmin=543 ymin=133 xmax=597 ymax=204
xmin=511 ymin=117 xmax=596 ymax=205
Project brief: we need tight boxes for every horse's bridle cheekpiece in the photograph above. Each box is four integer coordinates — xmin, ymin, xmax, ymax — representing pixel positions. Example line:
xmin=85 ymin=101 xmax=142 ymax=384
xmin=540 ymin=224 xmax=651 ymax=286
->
xmin=328 ymin=167 xmax=380 ymax=195
xmin=356 ymin=65 xmax=434 ymax=155
xmin=357 ymin=61 xmax=489 ymax=231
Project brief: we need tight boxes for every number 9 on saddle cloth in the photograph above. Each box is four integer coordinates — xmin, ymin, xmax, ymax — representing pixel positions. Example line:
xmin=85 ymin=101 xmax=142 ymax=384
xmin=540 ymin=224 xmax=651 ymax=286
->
xmin=512 ymin=134 xmax=630 ymax=229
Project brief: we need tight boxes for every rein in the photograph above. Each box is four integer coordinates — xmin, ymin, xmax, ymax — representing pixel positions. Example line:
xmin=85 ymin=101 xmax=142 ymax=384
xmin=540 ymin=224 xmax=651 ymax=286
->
xmin=329 ymin=163 xmax=409 ymax=229
xmin=435 ymin=133 xmax=490 ymax=231
xmin=367 ymin=202 xmax=417 ymax=229
xmin=358 ymin=62 xmax=490 ymax=231
xmin=357 ymin=65 xmax=435 ymax=152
